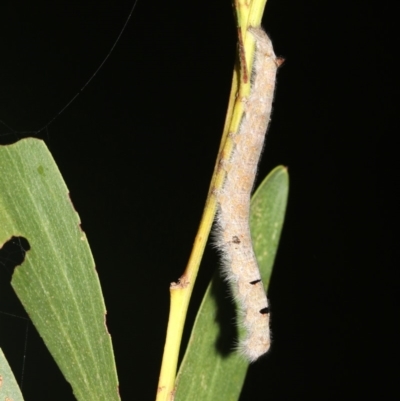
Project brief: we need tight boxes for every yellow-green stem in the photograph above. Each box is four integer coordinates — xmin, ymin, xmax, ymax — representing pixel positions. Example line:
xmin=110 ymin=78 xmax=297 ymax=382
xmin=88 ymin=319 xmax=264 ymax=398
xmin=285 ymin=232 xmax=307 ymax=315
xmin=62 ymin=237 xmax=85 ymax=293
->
xmin=155 ymin=1 xmax=268 ymax=400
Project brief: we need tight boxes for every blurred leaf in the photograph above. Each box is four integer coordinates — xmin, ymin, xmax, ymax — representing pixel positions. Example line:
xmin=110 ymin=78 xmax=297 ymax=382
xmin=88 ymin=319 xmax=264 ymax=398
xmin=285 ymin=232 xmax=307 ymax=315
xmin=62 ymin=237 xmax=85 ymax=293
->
xmin=0 ymin=348 xmax=25 ymax=401
xmin=174 ymin=166 xmax=289 ymax=401
xmin=0 ymin=139 xmax=119 ymax=401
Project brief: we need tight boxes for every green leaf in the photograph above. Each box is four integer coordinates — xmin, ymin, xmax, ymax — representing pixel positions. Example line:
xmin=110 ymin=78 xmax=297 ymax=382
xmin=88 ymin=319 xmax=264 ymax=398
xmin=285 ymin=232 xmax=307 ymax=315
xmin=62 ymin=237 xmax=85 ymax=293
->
xmin=0 ymin=348 xmax=25 ymax=401
xmin=174 ymin=165 xmax=289 ymax=401
xmin=250 ymin=165 xmax=289 ymax=290
xmin=0 ymin=139 xmax=119 ymax=401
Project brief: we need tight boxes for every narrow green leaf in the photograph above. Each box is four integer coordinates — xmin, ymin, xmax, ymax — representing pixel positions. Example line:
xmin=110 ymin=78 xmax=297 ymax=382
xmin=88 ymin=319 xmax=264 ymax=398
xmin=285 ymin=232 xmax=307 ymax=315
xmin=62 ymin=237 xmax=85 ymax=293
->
xmin=0 ymin=348 xmax=25 ymax=401
xmin=250 ymin=165 xmax=289 ymax=291
xmin=0 ymin=139 xmax=119 ymax=401
xmin=174 ymin=165 xmax=289 ymax=401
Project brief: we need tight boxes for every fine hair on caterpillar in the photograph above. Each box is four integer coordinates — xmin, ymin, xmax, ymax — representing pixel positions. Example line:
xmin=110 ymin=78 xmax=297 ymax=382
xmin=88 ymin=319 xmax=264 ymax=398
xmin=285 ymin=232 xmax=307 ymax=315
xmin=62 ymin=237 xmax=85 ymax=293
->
xmin=214 ymin=26 xmax=280 ymax=362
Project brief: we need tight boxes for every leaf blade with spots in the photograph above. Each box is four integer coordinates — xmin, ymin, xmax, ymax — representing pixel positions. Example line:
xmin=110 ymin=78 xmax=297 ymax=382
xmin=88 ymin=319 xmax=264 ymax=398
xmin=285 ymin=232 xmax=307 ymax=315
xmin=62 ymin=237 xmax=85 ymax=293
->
xmin=0 ymin=138 xmax=119 ymax=401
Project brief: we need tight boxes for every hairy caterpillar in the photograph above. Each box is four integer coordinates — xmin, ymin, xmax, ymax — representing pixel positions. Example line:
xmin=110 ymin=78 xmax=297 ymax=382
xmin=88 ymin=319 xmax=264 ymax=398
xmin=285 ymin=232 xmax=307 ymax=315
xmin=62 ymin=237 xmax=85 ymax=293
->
xmin=215 ymin=27 xmax=280 ymax=362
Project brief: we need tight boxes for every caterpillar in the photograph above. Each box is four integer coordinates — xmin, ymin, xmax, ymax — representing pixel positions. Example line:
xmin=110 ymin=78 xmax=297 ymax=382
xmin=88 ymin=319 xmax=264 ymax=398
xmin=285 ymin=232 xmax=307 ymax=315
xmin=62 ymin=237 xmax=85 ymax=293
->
xmin=215 ymin=27 xmax=280 ymax=362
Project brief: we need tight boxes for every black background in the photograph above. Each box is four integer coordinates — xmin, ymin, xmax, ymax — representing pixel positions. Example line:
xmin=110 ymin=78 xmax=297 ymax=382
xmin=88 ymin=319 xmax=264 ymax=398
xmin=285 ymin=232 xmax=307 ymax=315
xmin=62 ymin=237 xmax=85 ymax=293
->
xmin=0 ymin=0 xmax=394 ymax=400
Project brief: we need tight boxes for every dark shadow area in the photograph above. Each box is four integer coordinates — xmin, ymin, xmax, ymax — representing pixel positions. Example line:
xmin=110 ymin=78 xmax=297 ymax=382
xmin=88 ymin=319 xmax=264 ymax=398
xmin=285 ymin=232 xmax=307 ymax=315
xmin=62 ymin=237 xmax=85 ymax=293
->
xmin=0 ymin=127 xmax=23 ymax=145
xmin=0 ymin=236 xmax=31 ymax=276
xmin=211 ymin=271 xmax=239 ymax=358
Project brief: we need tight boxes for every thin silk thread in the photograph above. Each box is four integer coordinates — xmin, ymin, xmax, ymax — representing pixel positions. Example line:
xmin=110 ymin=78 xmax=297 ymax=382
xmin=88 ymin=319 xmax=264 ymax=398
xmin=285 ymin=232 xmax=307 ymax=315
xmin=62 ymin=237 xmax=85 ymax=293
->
xmin=215 ymin=27 xmax=280 ymax=362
